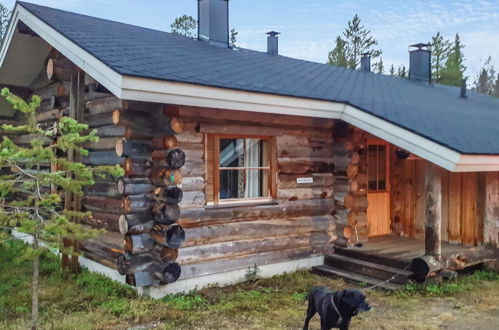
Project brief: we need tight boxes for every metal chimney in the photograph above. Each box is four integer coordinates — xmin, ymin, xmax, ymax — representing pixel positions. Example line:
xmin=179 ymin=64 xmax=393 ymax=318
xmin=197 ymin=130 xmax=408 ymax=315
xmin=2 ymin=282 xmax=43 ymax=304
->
xmin=198 ymin=0 xmax=229 ymax=48
xmin=266 ymin=31 xmax=280 ymax=55
xmin=460 ymin=79 xmax=467 ymax=99
xmin=360 ymin=53 xmax=371 ymax=72
xmin=409 ymin=43 xmax=431 ymax=83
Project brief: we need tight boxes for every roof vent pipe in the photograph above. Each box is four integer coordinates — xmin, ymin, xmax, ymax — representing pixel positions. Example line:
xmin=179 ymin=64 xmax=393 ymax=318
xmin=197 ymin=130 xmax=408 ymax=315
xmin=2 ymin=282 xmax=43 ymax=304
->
xmin=266 ymin=31 xmax=280 ymax=55
xmin=198 ymin=0 xmax=229 ymax=48
xmin=409 ymin=43 xmax=431 ymax=83
xmin=460 ymin=78 xmax=467 ymax=99
xmin=360 ymin=53 xmax=371 ymax=72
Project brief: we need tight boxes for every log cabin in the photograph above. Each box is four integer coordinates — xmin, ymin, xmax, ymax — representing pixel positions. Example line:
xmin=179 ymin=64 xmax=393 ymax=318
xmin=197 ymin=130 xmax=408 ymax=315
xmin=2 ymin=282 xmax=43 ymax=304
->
xmin=0 ymin=1 xmax=498 ymax=296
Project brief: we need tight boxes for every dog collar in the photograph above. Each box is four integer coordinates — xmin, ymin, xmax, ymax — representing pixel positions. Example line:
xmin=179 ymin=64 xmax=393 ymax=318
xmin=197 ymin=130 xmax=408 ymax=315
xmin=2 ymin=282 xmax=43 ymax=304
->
xmin=330 ymin=292 xmax=343 ymax=326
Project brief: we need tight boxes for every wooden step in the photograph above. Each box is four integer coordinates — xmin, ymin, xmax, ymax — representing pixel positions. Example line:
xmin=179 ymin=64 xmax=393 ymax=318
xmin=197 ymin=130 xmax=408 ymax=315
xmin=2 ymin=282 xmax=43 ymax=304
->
xmin=334 ymin=246 xmax=411 ymax=269
xmin=312 ymin=265 xmax=403 ymax=290
xmin=325 ymin=254 xmax=412 ymax=285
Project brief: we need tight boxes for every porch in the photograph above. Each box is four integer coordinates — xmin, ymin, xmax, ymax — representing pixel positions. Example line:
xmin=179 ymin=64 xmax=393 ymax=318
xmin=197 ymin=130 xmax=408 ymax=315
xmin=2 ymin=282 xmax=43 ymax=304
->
xmin=313 ymin=235 xmax=496 ymax=290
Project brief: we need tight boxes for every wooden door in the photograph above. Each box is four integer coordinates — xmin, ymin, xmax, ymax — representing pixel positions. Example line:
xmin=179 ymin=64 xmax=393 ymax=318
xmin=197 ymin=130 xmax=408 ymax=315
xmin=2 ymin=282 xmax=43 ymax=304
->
xmin=367 ymin=140 xmax=391 ymax=236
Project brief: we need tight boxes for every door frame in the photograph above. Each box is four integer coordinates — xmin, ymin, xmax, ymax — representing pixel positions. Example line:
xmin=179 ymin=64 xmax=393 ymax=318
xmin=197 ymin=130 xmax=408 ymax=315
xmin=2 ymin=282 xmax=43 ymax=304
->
xmin=366 ymin=138 xmax=392 ymax=237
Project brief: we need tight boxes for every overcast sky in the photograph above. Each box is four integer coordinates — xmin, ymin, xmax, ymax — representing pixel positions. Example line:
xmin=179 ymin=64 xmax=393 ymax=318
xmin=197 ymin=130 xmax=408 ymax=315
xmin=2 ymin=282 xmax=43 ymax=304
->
xmin=5 ymin=0 xmax=499 ymax=81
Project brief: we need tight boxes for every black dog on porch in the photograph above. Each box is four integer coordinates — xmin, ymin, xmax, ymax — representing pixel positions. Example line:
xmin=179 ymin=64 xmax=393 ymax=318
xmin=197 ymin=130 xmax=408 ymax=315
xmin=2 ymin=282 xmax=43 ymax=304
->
xmin=303 ymin=286 xmax=370 ymax=330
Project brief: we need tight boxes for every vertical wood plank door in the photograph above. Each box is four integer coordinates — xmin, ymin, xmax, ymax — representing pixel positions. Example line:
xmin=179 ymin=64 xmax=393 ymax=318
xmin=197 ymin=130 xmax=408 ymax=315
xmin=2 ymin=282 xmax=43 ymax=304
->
xmin=367 ymin=140 xmax=392 ymax=236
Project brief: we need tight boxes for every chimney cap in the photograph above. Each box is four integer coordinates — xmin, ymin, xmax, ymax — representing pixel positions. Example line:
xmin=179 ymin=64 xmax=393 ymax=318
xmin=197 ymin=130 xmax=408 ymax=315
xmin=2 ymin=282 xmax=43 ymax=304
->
xmin=409 ymin=43 xmax=430 ymax=50
xmin=361 ymin=52 xmax=371 ymax=56
xmin=266 ymin=31 xmax=281 ymax=37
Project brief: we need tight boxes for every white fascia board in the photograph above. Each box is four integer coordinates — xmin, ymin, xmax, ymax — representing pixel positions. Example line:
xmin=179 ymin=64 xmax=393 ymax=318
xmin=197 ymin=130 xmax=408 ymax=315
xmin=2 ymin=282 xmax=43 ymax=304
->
xmin=0 ymin=8 xmax=20 ymax=69
xmin=121 ymin=76 xmax=345 ymax=119
xmin=342 ymin=105 xmax=461 ymax=171
xmin=454 ymin=155 xmax=499 ymax=172
xmin=12 ymin=6 xmax=123 ymax=97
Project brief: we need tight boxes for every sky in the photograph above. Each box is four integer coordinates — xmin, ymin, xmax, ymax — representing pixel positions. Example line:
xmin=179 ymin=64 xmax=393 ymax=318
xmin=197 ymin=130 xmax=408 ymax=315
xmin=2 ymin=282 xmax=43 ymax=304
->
xmin=4 ymin=0 xmax=499 ymax=81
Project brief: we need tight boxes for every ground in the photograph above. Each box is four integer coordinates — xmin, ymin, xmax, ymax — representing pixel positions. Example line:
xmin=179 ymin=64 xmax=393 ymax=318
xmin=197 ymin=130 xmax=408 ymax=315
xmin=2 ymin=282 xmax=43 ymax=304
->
xmin=0 ymin=240 xmax=498 ymax=330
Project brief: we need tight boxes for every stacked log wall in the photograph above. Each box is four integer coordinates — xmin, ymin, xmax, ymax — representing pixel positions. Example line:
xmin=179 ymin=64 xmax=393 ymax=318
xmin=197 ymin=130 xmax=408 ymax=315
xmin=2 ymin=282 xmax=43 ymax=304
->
xmin=171 ymin=105 xmax=337 ymax=280
xmin=332 ymin=122 xmax=368 ymax=246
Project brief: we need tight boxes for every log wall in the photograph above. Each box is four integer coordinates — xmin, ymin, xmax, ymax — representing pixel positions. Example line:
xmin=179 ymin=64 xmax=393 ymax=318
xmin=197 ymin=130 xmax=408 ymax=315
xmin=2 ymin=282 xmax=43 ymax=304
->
xmin=332 ymin=122 xmax=368 ymax=246
xmin=169 ymin=105 xmax=337 ymax=280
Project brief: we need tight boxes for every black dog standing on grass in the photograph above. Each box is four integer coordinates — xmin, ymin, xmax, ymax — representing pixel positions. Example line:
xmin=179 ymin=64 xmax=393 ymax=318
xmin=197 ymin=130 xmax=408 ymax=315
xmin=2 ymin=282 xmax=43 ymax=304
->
xmin=303 ymin=286 xmax=371 ymax=330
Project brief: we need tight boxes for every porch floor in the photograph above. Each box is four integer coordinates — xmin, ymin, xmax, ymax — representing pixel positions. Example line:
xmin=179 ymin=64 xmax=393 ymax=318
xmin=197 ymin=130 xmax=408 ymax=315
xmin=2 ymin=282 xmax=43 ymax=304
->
xmin=353 ymin=234 xmax=475 ymax=262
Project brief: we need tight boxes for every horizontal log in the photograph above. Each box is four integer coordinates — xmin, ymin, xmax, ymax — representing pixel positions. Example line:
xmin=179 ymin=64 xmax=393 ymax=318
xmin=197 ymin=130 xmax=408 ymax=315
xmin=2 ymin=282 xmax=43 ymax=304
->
xmin=116 ymin=139 xmax=153 ymax=158
xmin=46 ymin=58 xmax=77 ymax=81
xmin=278 ymin=146 xmax=333 ymax=159
xmin=123 ymin=158 xmax=153 ymax=177
xmin=278 ymin=159 xmax=334 ymax=174
xmin=122 ymin=195 xmax=154 ymax=213
xmin=132 ymin=261 xmax=181 ymax=287
xmin=82 ymin=212 xmax=120 ymax=232
xmin=179 ymin=198 xmax=334 ymax=228
xmin=183 ymin=216 xmax=335 ymax=247
xmin=278 ymin=173 xmax=335 ymax=189
xmin=181 ymin=176 xmax=205 ymax=192
xmin=119 ymin=217 xmax=155 ymax=234
xmin=30 ymin=73 xmax=54 ymax=91
xmin=344 ymin=194 xmax=368 ymax=210
xmin=117 ymin=253 xmax=155 ymax=275
xmin=178 ymin=191 xmax=205 ymax=208
xmin=82 ymin=151 xmax=123 ymax=166
xmin=124 ymin=233 xmax=156 ymax=254
xmin=153 ymin=186 xmax=183 ymax=204
xmin=84 ymin=182 xmax=121 ymax=198
xmin=151 ymin=203 xmax=181 ymax=225
xmin=154 ymin=115 xmax=184 ymax=134
xmin=83 ymin=196 xmax=123 ymax=213
xmin=179 ymin=106 xmax=334 ymax=129
xmin=86 ymin=96 xmax=123 ymax=116
xmin=278 ymin=188 xmax=333 ymax=201
xmin=149 ymin=224 xmax=186 ymax=249
xmin=34 ymin=81 xmax=69 ymax=100
xmin=178 ymin=232 xmax=331 ymax=264
xmin=118 ymin=213 xmax=152 ymax=233
xmin=118 ymin=178 xmax=153 ymax=195
xmin=179 ymin=246 xmax=320 ymax=280
xmin=152 ymin=135 xmax=178 ymax=150
xmin=112 ymin=109 xmax=153 ymax=128
xmin=94 ymin=125 xmax=154 ymax=140
xmin=84 ymin=137 xmax=119 ymax=150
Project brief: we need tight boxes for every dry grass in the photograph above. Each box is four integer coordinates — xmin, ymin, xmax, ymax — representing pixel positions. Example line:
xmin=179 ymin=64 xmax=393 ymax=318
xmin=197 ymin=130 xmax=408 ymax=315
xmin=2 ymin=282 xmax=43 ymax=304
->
xmin=1 ymin=240 xmax=498 ymax=329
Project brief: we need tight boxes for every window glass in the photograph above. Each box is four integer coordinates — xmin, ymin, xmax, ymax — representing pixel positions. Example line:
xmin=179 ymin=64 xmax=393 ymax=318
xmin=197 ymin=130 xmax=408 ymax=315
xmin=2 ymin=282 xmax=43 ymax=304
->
xmin=218 ymin=138 xmax=270 ymax=200
xmin=368 ymin=143 xmax=388 ymax=192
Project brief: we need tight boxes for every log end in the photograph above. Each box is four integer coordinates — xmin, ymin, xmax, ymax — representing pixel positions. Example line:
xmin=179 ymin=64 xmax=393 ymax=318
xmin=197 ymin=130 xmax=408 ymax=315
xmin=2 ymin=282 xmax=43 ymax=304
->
xmin=163 ymin=135 xmax=178 ymax=149
xmin=170 ymin=117 xmax=185 ymax=134
xmin=117 ymin=254 xmax=129 ymax=275
xmin=160 ymin=261 xmax=182 ymax=284
xmin=115 ymin=138 xmax=125 ymax=157
xmin=166 ymin=225 xmax=186 ymax=249
xmin=118 ymin=215 xmax=128 ymax=235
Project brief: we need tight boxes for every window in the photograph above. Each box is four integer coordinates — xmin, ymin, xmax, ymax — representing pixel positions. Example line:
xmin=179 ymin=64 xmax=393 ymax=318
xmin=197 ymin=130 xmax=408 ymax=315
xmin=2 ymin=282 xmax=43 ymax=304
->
xmin=206 ymin=135 xmax=276 ymax=205
xmin=367 ymin=142 xmax=389 ymax=192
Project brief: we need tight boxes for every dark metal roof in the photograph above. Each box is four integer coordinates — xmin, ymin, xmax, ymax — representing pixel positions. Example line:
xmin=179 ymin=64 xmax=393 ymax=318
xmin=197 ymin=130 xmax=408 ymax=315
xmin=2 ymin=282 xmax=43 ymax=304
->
xmin=17 ymin=1 xmax=499 ymax=154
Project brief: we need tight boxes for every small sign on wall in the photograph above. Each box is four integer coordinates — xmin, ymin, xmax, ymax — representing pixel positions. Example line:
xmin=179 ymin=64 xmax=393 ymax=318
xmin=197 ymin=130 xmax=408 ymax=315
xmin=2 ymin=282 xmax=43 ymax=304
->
xmin=296 ymin=177 xmax=313 ymax=184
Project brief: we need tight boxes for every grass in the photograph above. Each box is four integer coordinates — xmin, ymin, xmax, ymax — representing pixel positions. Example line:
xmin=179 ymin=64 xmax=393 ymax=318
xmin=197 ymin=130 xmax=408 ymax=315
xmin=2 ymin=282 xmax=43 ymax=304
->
xmin=0 ymin=239 xmax=498 ymax=329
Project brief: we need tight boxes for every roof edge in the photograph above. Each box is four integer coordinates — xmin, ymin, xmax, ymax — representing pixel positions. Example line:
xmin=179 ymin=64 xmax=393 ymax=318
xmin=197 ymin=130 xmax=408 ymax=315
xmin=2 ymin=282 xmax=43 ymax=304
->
xmin=2 ymin=3 xmax=499 ymax=172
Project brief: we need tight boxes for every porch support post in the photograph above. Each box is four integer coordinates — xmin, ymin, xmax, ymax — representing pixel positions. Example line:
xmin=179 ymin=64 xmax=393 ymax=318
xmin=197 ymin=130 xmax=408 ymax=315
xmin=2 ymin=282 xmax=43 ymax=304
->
xmin=424 ymin=162 xmax=442 ymax=259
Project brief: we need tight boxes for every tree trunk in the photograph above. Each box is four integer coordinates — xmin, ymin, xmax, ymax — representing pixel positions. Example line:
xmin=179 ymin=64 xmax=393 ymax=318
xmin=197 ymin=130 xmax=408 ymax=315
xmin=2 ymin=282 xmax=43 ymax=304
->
xmin=425 ymin=162 xmax=442 ymax=259
xmin=31 ymin=234 xmax=39 ymax=330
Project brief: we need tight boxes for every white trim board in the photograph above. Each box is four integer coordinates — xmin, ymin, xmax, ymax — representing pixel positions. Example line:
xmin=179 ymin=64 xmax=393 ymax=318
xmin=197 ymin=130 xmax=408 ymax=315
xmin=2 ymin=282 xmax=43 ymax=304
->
xmin=2 ymin=4 xmax=499 ymax=172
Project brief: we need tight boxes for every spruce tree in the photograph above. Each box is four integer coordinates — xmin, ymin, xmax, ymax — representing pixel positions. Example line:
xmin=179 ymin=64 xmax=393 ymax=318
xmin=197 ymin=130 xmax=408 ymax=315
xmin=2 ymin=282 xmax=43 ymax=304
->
xmin=396 ymin=65 xmax=407 ymax=78
xmin=389 ymin=64 xmax=395 ymax=76
xmin=439 ymin=33 xmax=466 ymax=86
xmin=430 ymin=32 xmax=451 ymax=83
xmin=327 ymin=36 xmax=348 ymax=67
xmin=494 ymin=74 xmax=499 ymax=97
xmin=0 ymin=3 xmax=9 ymax=42
xmin=170 ymin=15 xmax=197 ymax=38
xmin=327 ymin=14 xmax=381 ymax=70
xmin=473 ymin=56 xmax=496 ymax=95
xmin=0 ymin=89 xmax=123 ymax=328
xmin=230 ymin=28 xmax=238 ymax=47
xmin=374 ymin=57 xmax=384 ymax=74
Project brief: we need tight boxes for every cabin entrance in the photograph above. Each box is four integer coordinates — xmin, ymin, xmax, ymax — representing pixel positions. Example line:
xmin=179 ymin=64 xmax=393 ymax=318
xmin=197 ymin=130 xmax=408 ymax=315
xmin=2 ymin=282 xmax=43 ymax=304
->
xmin=366 ymin=139 xmax=391 ymax=237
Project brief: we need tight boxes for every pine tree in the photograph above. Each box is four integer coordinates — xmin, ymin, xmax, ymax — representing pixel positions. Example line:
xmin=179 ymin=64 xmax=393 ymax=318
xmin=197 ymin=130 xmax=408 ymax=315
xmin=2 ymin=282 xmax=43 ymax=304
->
xmin=473 ymin=56 xmax=495 ymax=95
xmin=327 ymin=14 xmax=382 ymax=70
xmin=430 ymin=32 xmax=452 ymax=83
xmin=389 ymin=64 xmax=395 ymax=76
xmin=373 ymin=57 xmax=384 ymax=74
xmin=439 ymin=33 xmax=466 ymax=87
xmin=230 ymin=28 xmax=238 ymax=47
xmin=494 ymin=74 xmax=499 ymax=97
xmin=396 ymin=65 xmax=407 ymax=78
xmin=327 ymin=36 xmax=348 ymax=67
xmin=170 ymin=15 xmax=197 ymax=38
xmin=0 ymin=3 xmax=10 ymax=42
xmin=0 ymin=89 xmax=123 ymax=328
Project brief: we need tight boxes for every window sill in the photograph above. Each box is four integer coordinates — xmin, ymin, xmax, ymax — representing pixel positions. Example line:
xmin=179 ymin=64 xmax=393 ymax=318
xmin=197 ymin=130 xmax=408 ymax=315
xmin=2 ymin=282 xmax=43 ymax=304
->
xmin=205 ymin=200 xmax=279 ymax=210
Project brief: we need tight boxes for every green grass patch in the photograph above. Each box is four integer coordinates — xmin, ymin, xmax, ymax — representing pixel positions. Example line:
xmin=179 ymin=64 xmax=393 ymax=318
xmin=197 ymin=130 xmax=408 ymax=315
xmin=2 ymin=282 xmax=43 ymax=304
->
xmin=397 ymin=270 xmax=499 ymax=297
